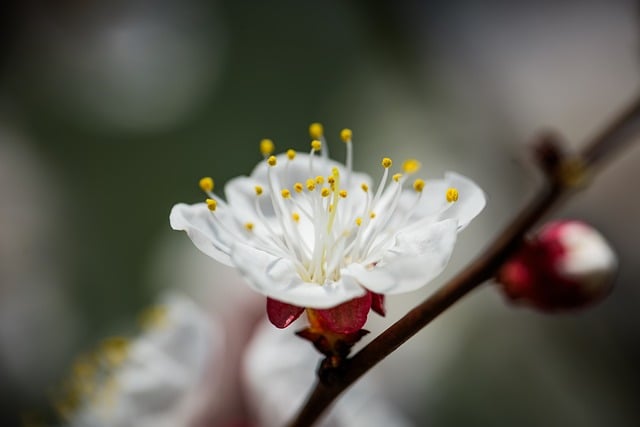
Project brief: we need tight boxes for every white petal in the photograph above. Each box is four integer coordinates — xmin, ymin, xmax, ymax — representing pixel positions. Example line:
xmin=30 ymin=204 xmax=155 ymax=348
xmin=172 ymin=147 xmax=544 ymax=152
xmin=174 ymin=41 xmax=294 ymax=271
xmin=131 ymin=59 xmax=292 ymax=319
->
xmin=230 ymin=241 xmax=366 ymax=308
xmin=224 ymin=175 xmax=276 ymax=220
xmin=347 ymin=218 xmax=458 ymax=294
xmin=169 ymin=203 xmax=234 ymax=266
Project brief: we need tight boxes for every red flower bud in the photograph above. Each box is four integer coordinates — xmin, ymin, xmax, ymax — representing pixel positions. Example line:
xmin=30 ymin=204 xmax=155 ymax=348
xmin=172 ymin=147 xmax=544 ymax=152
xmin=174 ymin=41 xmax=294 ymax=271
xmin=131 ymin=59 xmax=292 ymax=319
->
xmin=497 ymin=220 xmax=617 ymax=311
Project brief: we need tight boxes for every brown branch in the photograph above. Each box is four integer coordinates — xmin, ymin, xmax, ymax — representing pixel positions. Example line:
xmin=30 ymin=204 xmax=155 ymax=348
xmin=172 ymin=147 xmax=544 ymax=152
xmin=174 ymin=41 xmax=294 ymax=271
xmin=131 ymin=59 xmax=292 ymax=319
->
xmin=288 ymin=94 xmax=640 ymax=427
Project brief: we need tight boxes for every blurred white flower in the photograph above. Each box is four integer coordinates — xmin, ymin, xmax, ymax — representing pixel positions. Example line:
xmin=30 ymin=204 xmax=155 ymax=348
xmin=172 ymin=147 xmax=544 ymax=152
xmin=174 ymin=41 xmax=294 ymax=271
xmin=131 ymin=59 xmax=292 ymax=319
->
xmin=243 ymin=319 xmax=413 ymax=427
xmin=58 ymin=294 xmax=221 ymax=427
xmin=171 ymin=125 xmax=485 ymax=331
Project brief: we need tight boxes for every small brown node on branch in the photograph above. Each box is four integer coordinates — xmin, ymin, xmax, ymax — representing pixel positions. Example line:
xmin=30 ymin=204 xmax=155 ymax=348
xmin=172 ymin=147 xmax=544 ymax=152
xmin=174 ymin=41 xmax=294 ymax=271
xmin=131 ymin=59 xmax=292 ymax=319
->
xmin=532 ymin=130 xmax=566 ymax=175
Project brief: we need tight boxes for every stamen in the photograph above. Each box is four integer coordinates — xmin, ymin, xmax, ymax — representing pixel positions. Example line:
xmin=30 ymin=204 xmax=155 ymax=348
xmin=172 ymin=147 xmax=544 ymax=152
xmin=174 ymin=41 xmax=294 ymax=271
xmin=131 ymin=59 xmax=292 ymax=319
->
xmin=281 ymin=189 xmax=291 ymax=199
xmin=292 ymin=212 xmax=300 ymax=223
xmin=287 ymin=149 xmax=296 ymax=160
xmin=381 ymin=157 xmax=393 ymax=169
xmin=309 ymin=122 xmax=324 ymax=140
xmin=267 ymin=155 xmax=277 ymax=166
xmin=206 ymin=198 xmax=217 ymax=211
xmin=413 ymin=179 xmax=425 ymax=192
xmin=316 ymin=175 xmax=325 ymax=184
xmin=370 ymin=211 xmax=376 ymax=219
xmin=311 ymin=139 xmax=322 ymax=151
xmin=321 ymin=188 xmax=331 ymax=197
xmin=355 ymin=217 xmax=363 ymax=226
xmin=402 ymin=159 xmax=421 ymax=174
xmin=306 ymin=179 xmax=316 ymax=191
xmin=393 ymin=173 xmax=403 ymax=182
xmin=99 ymin=337 xmax=129 ymax=366
xmin=199 ymin=177 xmax=214 ymax=193
xmin=260 ymin=139 xmax=275 ymax=156
xmin=446 ymin=187 xmax=459 ymax=202
xmin=339 ymin=190 xmax=348 ymax=198
xmin=341 ymin=128 xmax=353 ymax=187
xmin=255 ymin=186 xmax=263 ymax=196
xmin=244 ymin=222 xmax=254 ymax=231
xmin=340 ymin=128 xmax=352 ymax=142
xmin=361 ymin=183 xmax=369 ymax=192
xmin=294 ymin=182 xmax=303 ymax=193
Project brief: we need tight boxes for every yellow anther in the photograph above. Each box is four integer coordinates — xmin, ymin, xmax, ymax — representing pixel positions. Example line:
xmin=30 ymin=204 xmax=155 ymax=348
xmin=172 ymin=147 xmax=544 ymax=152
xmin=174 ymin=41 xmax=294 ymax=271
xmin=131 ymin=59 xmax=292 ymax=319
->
xmin=361 ymin=183 xmax=369 ymax=192
xmin=281 ymin=189 xmax=291 ymax=199
xmin=446 ymin=187 xmax=459 ymax=203
xmin=206 ymin=198 xmax=217 ymax=211
xmin=413 ymin=179 xmax=425 ymax=192
xmin=355 ymin=217 xmax=363 ymax=226
xmin=393 ymin=173 xmax=403 ymax=182
xmin=315 ymin=175 xmax=325 ymax=184
xmin=340 ymin=128 xmax=352 ymax=143
xmin=381 ymin=157 xmax=393 ymax=168
xmin=294 ymin=182 xmax=303 ymax=193
xmin=311 ymin=139 xmax=322 ymax=151
xmin=339 ymin=190 xmax=348 ymax=198
xmin=100 ymin=337 xmax=129 ymax=366
xmin=402 ymin=159 xmax=421 ymax=174
xmin=199 ymin=177 xmax=214 ymax=192
xmin=321 ymin=188 xmax=331 ymax=197
xmin=309 ymin=122 xmax=324 ymax=139
xmin=370 ymin=211 xmax=376 ymax=219
xmin=260 ymin=138 xmax=275 ymax=156
xmin=306 ymin=178 xmax=316 ymax=191
xmin=267 ymin=155 xmax=277 ymax=166
xmin=139 ymin=305 xmax=168 ymax=331
xmin=328 ymin=176 xmax=336 ymax=185
xmin=292 ymin=212 xmax=300 ymax=222
xmin=287 ymin=149 xmax=296 ymax=160
xmin=244 ymin=222 xmax=254 ymax=231
xmin=254 ymin=185 xmax=263 ymax=196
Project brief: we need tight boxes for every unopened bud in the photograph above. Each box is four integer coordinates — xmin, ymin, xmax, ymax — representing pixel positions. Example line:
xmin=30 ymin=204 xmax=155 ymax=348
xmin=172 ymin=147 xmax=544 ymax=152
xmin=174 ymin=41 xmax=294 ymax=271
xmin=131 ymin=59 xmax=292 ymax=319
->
xmin=496 ymin=221 xmax=617 ymax=311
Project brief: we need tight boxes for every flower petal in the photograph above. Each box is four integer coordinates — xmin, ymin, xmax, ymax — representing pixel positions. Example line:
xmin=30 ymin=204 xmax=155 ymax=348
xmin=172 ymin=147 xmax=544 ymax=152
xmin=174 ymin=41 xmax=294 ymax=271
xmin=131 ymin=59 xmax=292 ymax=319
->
xmin=314 ymin=292 xmax=372 ymax=334
xmin=230 ymin=241 xmax=367 ymax=309
xmin=370 ymin=292 xmax=386 ymax=316
xmin=169 ymin=203 xmax=234 ymax=266
xmin=266 ymin=298 xmax=304 ymax=329
xmin=347 ymin=218 xmax=458 ymax=294
xmin=439 ymin=172 xmax=486 ymax=231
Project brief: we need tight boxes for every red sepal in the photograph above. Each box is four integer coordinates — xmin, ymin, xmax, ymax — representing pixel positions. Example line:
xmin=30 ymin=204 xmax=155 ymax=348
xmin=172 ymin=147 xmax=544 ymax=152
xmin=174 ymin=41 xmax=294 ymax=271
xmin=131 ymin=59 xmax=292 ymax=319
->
xmin=266 ymin=298 xmax=304 ymax=329
xmin=314 ymin=292 xmax=372 ymax=334
xmin=370 ymin=292 xmax=386 ymax=316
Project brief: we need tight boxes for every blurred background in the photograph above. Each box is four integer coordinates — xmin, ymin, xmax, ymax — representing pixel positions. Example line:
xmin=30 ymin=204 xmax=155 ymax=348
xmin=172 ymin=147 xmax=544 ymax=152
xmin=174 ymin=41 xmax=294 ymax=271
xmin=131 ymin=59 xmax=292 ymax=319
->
xmin=0 ymin=0 xmax=639 ymax=425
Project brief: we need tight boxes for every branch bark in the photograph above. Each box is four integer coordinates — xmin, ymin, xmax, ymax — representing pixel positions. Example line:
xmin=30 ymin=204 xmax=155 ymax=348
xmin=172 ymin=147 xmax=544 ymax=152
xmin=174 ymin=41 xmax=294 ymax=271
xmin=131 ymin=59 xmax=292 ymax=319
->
xmin=288 ymin=94 xmax=640 ymax=427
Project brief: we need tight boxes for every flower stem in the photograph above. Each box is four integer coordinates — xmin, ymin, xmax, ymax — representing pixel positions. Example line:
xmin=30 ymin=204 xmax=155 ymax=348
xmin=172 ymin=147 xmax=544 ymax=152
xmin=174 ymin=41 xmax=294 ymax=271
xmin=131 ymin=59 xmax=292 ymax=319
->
xmin=287 ymin=94 xmax=640 ymax=427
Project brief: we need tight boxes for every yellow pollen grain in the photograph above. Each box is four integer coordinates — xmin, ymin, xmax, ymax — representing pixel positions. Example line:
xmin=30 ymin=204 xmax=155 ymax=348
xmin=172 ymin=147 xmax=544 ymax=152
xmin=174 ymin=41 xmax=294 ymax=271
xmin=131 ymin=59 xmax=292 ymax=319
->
xmin=260 ymin=138 xmax=275 ymax=156
xmin=254 ymin=185 xmax=263 ymax=196
xmin=393 ymin=173 xmax=403 ymax=182
xmin=355 ymin=217 xmax=363 ymax=226
xmin=370 ymin=211 xmax=376 ymax=219
xmin=321 ymin=187 xmax=331 ymax=197
xmin=402 ymin=159 xmax=421 ymax=174
xmin=315 ymin=175 xmax=325 ymax=184
xmin=361 ymin=183 xmax=369 ymax=192
xmin=292 ymin=212 xmax=300 ymax=222
xmin=340 ymin=128 xmax=352 ymax=143
xmin=294 ymin=182 xmax=303 ymax=193
xmin=100 ymin=337 xmax=129 ymax=366
xmin=446 ymin=187 xmax=459 ymax=202
xmin=281 ymin=189 xmax=291 ymax=199
xmin=206 ymin=198 xmax=217 ymax=211
xmin=199 ymin=177 xmax=214 ymax=192
xmin=267 ymin=155 xmax=277 ymax=166
xmin=244 ymin=222 xmax=254 ymax=231
xmin=382 ymin=157 xmax=393 ymax=168
xmin=306 ymin=178 xmax=316 ymax=191
xmin=339 ymin=189 xmax=348 ymax=198
xmin=413 ymin=179 xmax=425 ymax=192
xmin=287 ymin=149 xmax=296 ymax=160
xmin=311 ymin=139 xmax=322 ymax=151
xmin=309 ymin=122 xmax=324 ymax=139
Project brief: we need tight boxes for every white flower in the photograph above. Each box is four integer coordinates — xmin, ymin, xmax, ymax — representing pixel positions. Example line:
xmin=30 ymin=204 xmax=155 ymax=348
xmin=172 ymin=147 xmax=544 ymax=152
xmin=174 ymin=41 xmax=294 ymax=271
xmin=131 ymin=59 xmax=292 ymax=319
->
xmin=171 ymin=125 xmax=486 ymax=310
xmin=58 ymin=294 xmax=221 ymax=427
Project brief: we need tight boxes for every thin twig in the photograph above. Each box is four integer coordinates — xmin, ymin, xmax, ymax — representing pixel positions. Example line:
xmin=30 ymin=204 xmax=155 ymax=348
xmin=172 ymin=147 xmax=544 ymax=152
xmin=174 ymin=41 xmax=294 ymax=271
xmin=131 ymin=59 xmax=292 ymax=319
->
xmin=288 ymin=94 xmax=640 ymax=427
